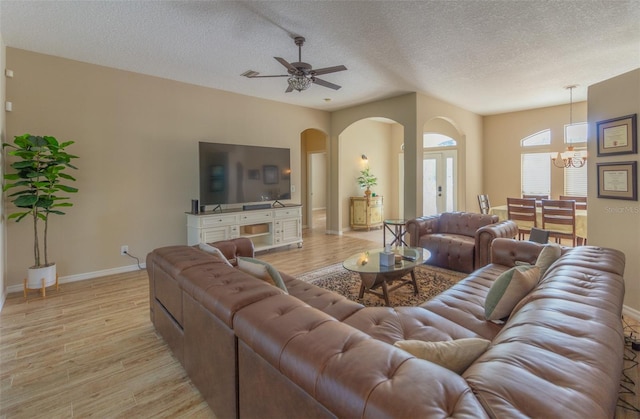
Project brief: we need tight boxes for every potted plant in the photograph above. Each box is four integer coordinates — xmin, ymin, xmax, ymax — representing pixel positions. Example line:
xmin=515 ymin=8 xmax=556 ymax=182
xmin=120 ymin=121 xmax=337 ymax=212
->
xmin=357 ymin=166 xmax=377 ymax=197
xmin=3 ymin=134 xmax=78 ymax=290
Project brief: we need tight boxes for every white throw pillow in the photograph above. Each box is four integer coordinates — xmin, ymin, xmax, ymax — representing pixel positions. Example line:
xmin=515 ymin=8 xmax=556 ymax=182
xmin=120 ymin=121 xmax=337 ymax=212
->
xmin=237 ymin=257 xmax=288 ymax=293
xmin=198 ymin=242 xmax=233 ymax=267
xmin=485 ymin=265 xmax=540 ymax=320
xmin=394 ymin=338 xmax=491 ymax=374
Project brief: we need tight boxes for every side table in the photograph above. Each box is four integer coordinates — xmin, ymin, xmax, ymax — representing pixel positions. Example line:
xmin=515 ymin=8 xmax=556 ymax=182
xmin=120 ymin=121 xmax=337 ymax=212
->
xmin=383 ymin=219 xmax=408 ymax=246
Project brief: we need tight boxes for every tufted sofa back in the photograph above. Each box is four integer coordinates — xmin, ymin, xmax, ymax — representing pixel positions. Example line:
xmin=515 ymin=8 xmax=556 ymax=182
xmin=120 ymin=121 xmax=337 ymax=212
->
xmin=438 ymin=211 xmax=499 ymax=236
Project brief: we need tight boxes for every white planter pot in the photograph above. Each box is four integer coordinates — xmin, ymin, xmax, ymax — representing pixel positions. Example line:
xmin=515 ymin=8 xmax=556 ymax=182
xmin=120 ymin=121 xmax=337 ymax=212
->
xmin=27 ymin=264 xmax=57 ymax=289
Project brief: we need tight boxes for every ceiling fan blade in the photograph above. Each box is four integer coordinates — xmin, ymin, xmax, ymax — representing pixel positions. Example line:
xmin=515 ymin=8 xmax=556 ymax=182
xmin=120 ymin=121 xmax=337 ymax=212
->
xmin=312 ymin=77 xmax=341 ymax=90
xmin=250 ymin=74 xmax=289 ymax=78
xmin=285 ymin=85 xmax=294 ymax=93
xmin=274 ymin=57 xmax=297 ymax=72
xmin=312 ymin=65 xmax=347 ymax=76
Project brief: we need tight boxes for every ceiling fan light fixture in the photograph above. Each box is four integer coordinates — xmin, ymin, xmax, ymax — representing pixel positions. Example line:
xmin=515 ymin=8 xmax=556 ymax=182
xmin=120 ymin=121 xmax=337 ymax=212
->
xmin=288 ymin=74 xmax=311 ymax=92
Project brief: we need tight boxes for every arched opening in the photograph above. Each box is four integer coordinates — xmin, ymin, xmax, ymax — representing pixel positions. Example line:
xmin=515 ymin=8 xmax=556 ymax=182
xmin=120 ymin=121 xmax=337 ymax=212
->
xmin=421 ymin=117 xmax=464 ymax=215
xmin=300 ymin=128 xmax=328 ymax=232
xmin=338 ymin=117 xmax=404 ymax=232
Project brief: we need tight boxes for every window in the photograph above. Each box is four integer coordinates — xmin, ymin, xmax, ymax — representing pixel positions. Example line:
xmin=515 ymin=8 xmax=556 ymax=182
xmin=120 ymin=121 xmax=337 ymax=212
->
xmin=521 ymin=130 xmax=550 ymax=146
xmin=521 ymin=153 xmax=550 ymax=196
xmin=424 ymin=133 xmax=457 ymax=148
xmin=521 ymin=130 xmax=551 ymax=196
xmin=563 ymin=122 xmax=588 ymax=196
xmin=564 ymin=165 xmax=587 ymax=196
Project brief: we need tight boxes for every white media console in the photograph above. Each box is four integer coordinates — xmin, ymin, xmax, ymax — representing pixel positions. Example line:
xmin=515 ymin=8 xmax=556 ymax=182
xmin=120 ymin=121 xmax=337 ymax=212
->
xmin=186 ymin=205 xmax=303 ymax=252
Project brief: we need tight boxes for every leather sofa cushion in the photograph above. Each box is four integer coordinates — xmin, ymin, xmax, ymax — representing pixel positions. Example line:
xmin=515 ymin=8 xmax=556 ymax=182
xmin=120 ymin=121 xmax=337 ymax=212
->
xmin=343 ymin=306 xmax=482 ymax=344
xmin=419 ymin=233 xmax=475 ymax=273
xmin=150 ymin=245 xmax=218 ymax=278
xmin=420 ymin=264 xmax=508 ymax=340
xmin=233 ymin=293 xmax=489 ymax=418
xmin=282 ymin=272 xmax=364 ymax=321
xmin=178 ymin=262 xmax=283 ymax=328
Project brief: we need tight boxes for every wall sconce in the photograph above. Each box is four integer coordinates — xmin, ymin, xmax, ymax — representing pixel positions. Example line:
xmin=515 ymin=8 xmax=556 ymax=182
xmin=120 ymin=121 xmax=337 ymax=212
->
xmin=361 ymin=154 xmax=368 ymax=161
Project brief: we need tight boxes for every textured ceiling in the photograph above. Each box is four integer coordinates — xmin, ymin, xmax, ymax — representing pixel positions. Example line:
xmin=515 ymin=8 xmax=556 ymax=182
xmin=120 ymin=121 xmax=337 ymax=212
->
xmin=1 ymin=1 xmax=639 ymax=114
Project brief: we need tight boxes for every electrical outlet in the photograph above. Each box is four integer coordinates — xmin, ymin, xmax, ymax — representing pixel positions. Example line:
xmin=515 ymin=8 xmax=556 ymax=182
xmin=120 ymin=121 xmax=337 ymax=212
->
xmin=120 ymin=245 xmax=128 ymax=256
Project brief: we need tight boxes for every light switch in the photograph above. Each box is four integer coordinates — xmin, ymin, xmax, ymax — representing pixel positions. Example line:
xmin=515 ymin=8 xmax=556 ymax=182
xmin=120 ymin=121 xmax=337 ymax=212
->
xmin=5 ymin=101 xmax=12 ymax=112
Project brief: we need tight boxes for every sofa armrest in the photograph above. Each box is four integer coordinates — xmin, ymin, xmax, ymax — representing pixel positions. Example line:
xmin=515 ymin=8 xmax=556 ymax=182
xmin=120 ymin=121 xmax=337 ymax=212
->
xmin=475 ymin=220 xmax=519 ymax=268
xmin=490 ymin=238 xmax=544 ymax=267
xmin=406 ymin=215 xmax=440 ymax=247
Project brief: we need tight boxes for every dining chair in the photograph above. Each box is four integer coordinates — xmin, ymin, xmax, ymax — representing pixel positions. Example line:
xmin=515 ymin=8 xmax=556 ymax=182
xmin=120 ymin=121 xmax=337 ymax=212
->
xmin=528 ymin=227 xmax=550 ymax=244
xmin=559 ymin=195 xmax=587 ymax=210
xmin=523 ymin=194 xmax=549 ymax=207
xmin=507 ymin=197 xmax=537 ymax=240
xmin=541 ymin=199 xmax=577 ymax=246
xmin=477 ymin=194 xmax=491 ymax=214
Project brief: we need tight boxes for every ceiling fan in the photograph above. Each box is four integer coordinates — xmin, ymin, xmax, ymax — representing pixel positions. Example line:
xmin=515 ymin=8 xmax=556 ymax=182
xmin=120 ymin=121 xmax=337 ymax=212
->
xmin=241 ymin=36 xmax=347 ymax=93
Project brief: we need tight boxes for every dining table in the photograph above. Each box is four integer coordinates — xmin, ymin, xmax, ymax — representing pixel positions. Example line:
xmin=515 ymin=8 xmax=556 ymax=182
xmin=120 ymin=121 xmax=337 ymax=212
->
xmin=490 ymin=204 xmax=587 ymax=239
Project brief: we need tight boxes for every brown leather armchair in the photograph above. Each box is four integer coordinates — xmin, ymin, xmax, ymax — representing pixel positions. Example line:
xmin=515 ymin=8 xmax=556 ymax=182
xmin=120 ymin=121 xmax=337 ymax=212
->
xmin=406 ymin=211 xmax=517 ymax=273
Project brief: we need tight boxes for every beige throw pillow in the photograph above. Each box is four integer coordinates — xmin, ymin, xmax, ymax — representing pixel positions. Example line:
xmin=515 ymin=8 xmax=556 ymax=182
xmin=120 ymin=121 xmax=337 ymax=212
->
xmin=393 ymin=338 xmax=491 ymax=374
xmin=535 ymin=243 xmax=562 ymax=278
xmin=198 ymin=242 xmax=233 ymax=267
xmin=237 ymin=257 xmax=288 ymax=293
xmin=485 ymin=265 xmax=540 ymax=320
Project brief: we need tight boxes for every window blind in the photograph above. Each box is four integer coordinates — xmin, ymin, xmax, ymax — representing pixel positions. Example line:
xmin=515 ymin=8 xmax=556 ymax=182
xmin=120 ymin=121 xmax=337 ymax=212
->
xmin=564 ymin=164 xmax=588 ymax=196
xmin=521 ymin=153 xmax=550 ymax=195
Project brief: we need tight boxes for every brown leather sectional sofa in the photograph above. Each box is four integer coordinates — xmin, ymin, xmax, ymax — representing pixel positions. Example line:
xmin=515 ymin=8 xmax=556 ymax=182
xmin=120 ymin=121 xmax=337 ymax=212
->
xmin=406 ymin=211 xmax=519 ymax=273
xmin=146 ymin=237 xmax=626 ymax=418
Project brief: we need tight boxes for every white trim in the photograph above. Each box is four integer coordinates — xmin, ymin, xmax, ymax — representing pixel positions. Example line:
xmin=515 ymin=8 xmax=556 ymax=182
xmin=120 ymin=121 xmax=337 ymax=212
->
xmin=5 ymin=263 xmax=146 ymax=295
xmin=0 ymin=289 xmax=6 ymax=312
xmin=623 ymin=305 xmax=640 ymax=322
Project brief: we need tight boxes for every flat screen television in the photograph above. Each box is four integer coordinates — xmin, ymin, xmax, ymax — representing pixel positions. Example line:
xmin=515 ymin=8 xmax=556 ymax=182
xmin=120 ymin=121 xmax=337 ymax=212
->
xmin=199 ymin=141 xmax=291 ymax=207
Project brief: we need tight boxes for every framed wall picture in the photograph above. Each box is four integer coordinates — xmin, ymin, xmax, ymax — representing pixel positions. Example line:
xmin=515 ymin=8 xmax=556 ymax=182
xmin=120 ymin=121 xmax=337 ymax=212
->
xmin=597 ymin=161 xmax=637 ymax=201
xmin=597 ymin=114 xmax=637 ymax=156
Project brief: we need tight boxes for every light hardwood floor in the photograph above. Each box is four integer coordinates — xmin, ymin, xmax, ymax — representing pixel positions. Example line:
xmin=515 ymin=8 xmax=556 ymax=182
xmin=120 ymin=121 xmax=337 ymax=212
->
xmin=1 ymin=213 xmax=638 ymax=418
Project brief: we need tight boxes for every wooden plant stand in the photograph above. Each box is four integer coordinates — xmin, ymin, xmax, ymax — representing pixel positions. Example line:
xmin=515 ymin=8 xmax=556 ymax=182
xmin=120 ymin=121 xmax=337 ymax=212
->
xmin=23 ymin=274 xmax=59 ymax=299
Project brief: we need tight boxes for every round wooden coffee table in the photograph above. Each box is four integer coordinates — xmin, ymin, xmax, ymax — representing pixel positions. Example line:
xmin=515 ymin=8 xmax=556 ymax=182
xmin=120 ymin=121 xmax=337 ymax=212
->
xmin=342 ymin=246 xmax=430 ymax=306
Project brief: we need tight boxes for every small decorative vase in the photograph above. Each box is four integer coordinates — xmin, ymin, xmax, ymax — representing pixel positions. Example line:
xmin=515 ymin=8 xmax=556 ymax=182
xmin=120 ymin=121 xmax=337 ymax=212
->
xmin=364 ymin=188 xmax=372 ymax=198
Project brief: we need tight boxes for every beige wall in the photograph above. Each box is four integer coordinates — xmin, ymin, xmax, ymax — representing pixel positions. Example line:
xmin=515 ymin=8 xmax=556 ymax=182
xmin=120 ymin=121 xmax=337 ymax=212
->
xmin=1 ymin=37 xmax=6 ymax=307
xmin=4 ymin=48 xmax=329 ymax=289
xmin=588 ymin=69 xmax=640 ymax=315
xmin=483 ymin=102 xmax=587 ymax=206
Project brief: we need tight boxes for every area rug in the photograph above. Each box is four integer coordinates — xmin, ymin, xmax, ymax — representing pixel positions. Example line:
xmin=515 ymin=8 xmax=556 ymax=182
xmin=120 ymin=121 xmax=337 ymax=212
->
xmin=296 ymin=263 xmax=466 ymax=307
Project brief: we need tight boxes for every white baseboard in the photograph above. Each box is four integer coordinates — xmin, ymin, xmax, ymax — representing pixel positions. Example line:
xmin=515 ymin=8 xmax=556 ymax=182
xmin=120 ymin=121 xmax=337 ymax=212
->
xmin=5 ymin=263 xmax=146 ymax=295
xmin=623 ymin=305 xmax=640 ymax=322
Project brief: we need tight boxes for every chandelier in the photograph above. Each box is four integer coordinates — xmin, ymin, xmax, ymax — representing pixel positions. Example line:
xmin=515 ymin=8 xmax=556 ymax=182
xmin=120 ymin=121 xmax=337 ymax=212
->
xmin=287 ymin=74 xmax=312 ymax=92
xmin=552 ymin=85 xmax=587 ymax=168
xmin=552 ymin=145 xmax=587 ymax=168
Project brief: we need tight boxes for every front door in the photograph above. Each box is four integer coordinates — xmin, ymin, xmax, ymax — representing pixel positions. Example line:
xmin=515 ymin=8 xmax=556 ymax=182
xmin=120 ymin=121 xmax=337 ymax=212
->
xmin=423 ymin=151 xmax=457 ymax=215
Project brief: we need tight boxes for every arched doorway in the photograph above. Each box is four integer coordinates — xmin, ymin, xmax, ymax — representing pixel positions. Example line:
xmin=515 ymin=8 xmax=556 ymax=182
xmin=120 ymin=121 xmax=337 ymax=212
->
xmin=338 ymin=117 xmax=404 ymax=231
xmin=421 ymin=118 xmax=464 ymax=215
xmin=300 ymin=128 xmax=328 ymax=231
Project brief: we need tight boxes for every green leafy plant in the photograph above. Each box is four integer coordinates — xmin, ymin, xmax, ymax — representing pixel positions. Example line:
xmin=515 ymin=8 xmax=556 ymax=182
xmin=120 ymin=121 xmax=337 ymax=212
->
xmin=357 ymin=166 xmax=377 ymax=190
xmin=3 ymin=134 xmax=79 ymax=268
